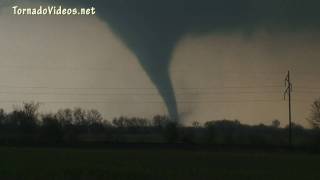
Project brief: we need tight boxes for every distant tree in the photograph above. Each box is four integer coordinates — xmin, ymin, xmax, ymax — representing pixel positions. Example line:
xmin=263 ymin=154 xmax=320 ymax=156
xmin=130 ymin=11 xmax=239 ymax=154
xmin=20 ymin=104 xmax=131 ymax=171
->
xmin=86 ymin=109 xmax=105 ymax=133
xmin=41 ymin=114 xmax=63 ymax=144
xmin=73 ymin=107 xmax=87 ymax=127
xmin=308 ymin=98 xmax=320 ymax=128
xmin=271 ymin=119 xmax=281 ymax=128
xmin=55 ymin=108 xmax=77 ymax=143
xmin=206 ymin=120 xmax=241 ymax=144
xmin=285 ymin=122 xmax=304 ymax=130
xmin=152 ymin=115 xmax=170 ymax=129
xmin=181 ymin=127 xmax=196 ymax=144
xmin=204 ymin=121 xmax=216 ymax=143
xmin=86 ymin=109 xmax=103 ymax=123
xmin=204 ymin=121 xmax=215 ymax=127
xmin=136 ymin=118 xmax=150 ymax=128
xmin=163 ymin=122 xmax=179 ymax=143
xmin=112 ymin=117 xmax=126 ymax=128
xmin=22 ymin=102 xmax=40 ymax=119
xmin=0 ymin=109 xmax=6 ymax=129
xmin=9 ymin=102 xmax=40 ymax=134
xmin=124 ymin=117 xmax=136 ymax=128
xmin=192 ymin=121 xmax=200 ymax=128
xmin=56 ymin=108 xmax=73 ymax=127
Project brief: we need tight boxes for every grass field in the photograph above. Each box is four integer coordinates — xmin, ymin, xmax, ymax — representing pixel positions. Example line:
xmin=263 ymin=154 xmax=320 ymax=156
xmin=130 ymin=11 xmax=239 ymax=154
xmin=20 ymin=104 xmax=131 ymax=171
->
xmin=0 ymin=147 xmax=319 ymax=180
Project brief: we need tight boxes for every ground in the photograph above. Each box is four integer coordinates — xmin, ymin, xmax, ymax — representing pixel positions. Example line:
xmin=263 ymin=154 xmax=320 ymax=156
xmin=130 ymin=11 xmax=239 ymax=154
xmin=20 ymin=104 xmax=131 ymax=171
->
xmin=0 ymin=147 xmax=319 ymax=180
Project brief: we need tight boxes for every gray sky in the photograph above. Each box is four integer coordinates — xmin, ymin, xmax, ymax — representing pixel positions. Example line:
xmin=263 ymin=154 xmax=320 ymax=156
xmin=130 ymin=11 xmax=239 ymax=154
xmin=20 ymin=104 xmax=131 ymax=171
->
xmin=1 ymin=2 xmax=320 ymax=127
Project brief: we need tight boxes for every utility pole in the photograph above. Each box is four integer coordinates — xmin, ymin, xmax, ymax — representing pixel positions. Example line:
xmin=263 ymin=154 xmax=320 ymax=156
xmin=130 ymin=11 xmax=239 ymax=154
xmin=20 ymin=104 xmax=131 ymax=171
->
xmin=284 ymin=70 xmax=293 ymax=147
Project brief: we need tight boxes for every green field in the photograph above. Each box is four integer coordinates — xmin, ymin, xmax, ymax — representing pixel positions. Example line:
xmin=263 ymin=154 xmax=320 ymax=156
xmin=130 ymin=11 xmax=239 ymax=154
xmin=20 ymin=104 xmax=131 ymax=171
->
xmin=0 ymin=147 xmax=319 ymax=180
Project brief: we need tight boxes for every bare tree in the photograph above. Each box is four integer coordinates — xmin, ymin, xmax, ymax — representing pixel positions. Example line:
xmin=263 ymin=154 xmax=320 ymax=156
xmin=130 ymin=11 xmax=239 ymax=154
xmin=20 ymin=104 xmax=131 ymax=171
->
xmin=0 ymin=108 xmax=6 ymax=128
xmin=152 ymin=115 xmax=170 ymax=128
xmin=308 ymin=98 xmax=320 ymax=128
xmin=112 ymin=117 xmax=126 ymax=128
xmin=22 ymin=102 xmax=40 ymax=119
xmin=86 ymin=109 xmax=103 ymax=124
xmin=86 ymin=109 xmax=105 ymax=133
xmin=10 ymin=102 xmax=40 ymax=133
xmin=271 ymin=119 xmax=281 ymax=128
xmin=73 ymin=107 xmax=87 ymax=126
xmin=192 ymin=121 xmax=200 ymax=128
xmin=56 ymin=108 xmax=73 ymax=127
xmin=41 ymin=113 xmax=63 ymax=143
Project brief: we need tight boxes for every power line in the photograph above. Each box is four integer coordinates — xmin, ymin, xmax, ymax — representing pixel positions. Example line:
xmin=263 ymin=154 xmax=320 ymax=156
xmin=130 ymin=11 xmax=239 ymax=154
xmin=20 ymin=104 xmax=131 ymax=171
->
xmin=0 ymin=84 xmax=283 ymax=90
xmin=294 ymin=91 xmax=320 ymax=94
xmin=0 ymin=65 xmax=298 ymax=74
xmin=0 ymin=90 xmax=284 ymax=96
xmin=294 ymin=88 xmax=320 ymax=91
xmin=0 ymin=99 xmax=285 ymax=105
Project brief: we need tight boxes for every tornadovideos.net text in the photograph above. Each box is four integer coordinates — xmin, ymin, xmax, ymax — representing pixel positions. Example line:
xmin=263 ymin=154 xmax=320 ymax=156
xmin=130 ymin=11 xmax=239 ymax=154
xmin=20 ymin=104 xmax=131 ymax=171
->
xmin=12 ymin=5 xmax=96 ymax=16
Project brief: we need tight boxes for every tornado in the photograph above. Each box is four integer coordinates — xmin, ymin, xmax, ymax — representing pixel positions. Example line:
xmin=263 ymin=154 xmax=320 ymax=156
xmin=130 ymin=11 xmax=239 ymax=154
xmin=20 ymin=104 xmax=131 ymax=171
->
xmin=43 ymin=0 xmax=183 ymax=120
xmin=92 ymin=1 xmax=184 ymax=120
xmin=134 ymin=42 xmax=179 ymax=120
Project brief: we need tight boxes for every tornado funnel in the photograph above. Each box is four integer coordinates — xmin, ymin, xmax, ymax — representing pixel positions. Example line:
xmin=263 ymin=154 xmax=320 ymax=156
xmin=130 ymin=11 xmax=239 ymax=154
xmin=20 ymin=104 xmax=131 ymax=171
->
xmin=135 ymin=43 xmax=179 ymax=120
xmin=94 ymin=1 xmax=183 ymax=120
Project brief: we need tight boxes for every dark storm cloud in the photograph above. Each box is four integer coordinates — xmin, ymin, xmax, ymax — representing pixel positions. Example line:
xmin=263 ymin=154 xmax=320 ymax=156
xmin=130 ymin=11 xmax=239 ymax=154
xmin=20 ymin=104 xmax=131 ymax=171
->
xmin=4 ymin=0 xmax=320 ymax=120
xmin=48 ymin=0 xmax=320 ymax=120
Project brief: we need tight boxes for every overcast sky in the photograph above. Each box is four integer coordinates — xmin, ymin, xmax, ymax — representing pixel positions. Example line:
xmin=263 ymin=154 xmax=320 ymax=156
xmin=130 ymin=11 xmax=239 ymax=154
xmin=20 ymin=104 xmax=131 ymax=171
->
xmin=1 ymin=1 xmax=320 ymax=127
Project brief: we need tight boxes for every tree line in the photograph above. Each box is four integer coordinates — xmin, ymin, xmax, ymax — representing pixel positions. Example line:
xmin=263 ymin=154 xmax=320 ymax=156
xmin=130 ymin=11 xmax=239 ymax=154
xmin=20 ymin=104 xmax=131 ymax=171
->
xmin=0 ymin=100 xmax=320 ymax=149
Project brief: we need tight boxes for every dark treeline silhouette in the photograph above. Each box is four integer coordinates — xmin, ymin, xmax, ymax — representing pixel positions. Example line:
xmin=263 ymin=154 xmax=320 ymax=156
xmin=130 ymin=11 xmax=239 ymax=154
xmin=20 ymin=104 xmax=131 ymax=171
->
xmin=0 ymin=102 xmax=320 ymax=150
